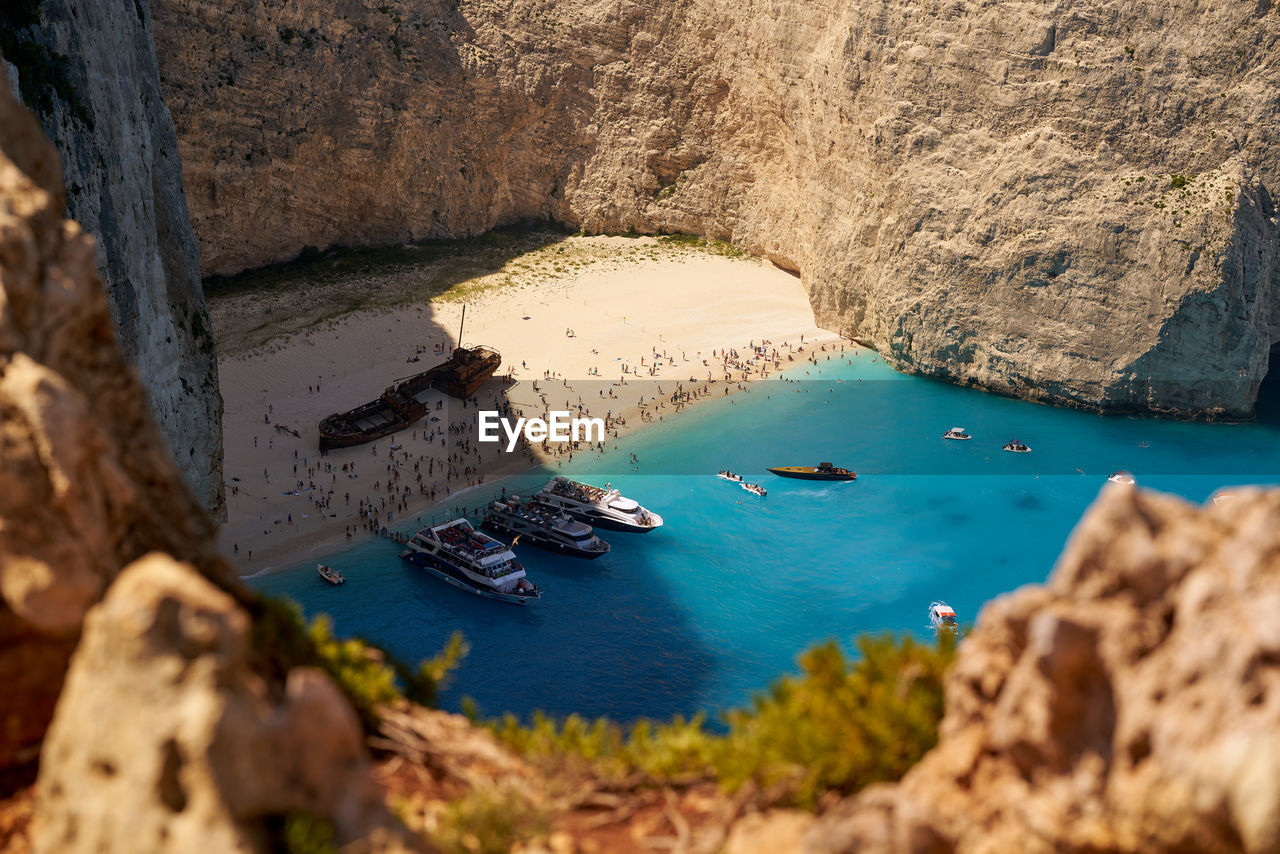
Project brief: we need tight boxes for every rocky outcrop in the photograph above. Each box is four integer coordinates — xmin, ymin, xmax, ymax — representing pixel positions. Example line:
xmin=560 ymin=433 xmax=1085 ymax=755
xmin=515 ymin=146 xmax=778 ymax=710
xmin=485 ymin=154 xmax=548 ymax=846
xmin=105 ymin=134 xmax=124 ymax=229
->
xmin=152 ymin=0 xmax=1280 ymax=416
xmin=1 ymin=80 xmax=426 ymax=851
xmin=33 ymin=554 xmax=424 ymax=853
xmin=791 ymin=485 xmax=1280 ymax=853
xmin=0 ymin=68 xmax=230 ymax=767
xmin=3 ymin=0 xmax=224 ymax=515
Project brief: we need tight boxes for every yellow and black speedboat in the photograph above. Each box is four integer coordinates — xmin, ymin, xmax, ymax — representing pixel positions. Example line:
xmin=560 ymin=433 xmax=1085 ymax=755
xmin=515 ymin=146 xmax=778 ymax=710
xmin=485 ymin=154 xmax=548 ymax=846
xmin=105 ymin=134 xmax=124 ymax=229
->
xmin=767 ymin=462 xmax=856 ymax=481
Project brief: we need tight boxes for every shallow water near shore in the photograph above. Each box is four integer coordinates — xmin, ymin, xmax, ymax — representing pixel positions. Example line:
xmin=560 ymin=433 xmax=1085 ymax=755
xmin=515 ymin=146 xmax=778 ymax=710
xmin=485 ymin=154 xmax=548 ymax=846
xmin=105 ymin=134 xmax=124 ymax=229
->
xmin=249 ymin=353 xmax=1280 ymax=724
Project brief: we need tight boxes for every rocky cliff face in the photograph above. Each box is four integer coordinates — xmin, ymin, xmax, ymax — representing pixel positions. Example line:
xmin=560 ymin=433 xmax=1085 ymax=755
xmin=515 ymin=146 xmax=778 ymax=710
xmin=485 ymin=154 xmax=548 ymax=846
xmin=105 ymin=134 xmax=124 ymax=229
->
xmin=0 ymin=65 xmax=230 ymax=770
xmin=0 ymin=82 xmax=422 ymax=852
xmin=152 ymin=0 xmax=1280 ymax=416
xmin=4 ymin=0 xmax=224 ymax=516
xmin=7 ymin=60 xmax=1280 ymax=845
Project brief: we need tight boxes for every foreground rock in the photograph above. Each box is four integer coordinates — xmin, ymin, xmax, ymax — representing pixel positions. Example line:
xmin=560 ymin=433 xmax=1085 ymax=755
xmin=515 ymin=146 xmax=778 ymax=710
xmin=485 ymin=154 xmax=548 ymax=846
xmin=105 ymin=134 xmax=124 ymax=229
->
xmin=33 ymin=554 xmax=425 ymax=853
xmin=794 ymin=485 xmax=1280 ymax=853
xmin=0 ymin=65 xmax=231 ymax=767
xmin=153 ymin=0 xmax=1280 ymax=416
xmin=3 ymin=0 xmax=224 ymax=516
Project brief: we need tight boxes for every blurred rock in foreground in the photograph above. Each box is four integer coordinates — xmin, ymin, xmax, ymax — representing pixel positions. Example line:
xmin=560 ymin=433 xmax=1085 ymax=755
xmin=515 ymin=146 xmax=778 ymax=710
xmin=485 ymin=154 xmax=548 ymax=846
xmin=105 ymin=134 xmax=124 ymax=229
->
xmin=758 ymin=486 xmax=1280 ymax=854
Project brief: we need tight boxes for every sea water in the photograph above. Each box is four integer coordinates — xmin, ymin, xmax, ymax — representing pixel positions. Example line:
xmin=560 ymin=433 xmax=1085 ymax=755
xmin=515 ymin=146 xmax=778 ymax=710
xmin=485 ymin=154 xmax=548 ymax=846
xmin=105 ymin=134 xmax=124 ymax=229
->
xmin=249 ymin=352 xmax=1280 ymax=724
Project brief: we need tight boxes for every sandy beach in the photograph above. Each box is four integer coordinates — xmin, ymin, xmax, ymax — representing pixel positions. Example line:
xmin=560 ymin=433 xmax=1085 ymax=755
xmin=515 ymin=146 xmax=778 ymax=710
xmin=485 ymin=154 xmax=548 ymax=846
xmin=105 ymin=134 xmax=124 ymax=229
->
xmin=210 ymin=235 xmax=846 ymax=574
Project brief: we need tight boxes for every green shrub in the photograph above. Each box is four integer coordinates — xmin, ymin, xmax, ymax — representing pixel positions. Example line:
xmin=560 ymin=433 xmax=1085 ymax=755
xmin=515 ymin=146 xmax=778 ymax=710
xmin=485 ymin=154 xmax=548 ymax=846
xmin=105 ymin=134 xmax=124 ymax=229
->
xmin=487 ymin=632 xmax=956 ymax=808
xmin=432 ymin=787 xmax=549 ymax=854
xmin=282 ymin=813 xmax=339 ymax=854
xmin=248 ymin=596 xmax=467 ymax=730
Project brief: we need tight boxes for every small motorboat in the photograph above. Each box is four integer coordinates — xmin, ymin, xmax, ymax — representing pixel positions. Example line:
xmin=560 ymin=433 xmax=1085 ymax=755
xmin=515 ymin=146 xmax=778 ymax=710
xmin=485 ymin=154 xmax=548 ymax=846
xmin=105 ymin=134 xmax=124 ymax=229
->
xmin=1108 ymin=471 xmax=1136 ymax=485
xmin=942 ymin=427 xmax=972 ymax=441
xmin=929 ymin=601 xmax=958 ymax=630
xmin=317 ymin=564 xmax=345 ymax=585
xmin=741 ymin=482 xmax=767 ymax=497
xmin=767 ymin=462 xmax=856 ymax=481
xmin=1003 ymin=439 xmax=1032 ymax=453
xmin=717 ymin=470 xmax=744 ymax=482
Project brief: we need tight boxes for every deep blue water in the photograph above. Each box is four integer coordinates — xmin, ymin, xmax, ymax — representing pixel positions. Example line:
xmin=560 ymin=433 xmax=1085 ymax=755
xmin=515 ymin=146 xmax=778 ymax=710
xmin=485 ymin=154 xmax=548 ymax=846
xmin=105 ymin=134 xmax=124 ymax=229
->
xmin=249 ymin=353 xmax=1280 ymax=724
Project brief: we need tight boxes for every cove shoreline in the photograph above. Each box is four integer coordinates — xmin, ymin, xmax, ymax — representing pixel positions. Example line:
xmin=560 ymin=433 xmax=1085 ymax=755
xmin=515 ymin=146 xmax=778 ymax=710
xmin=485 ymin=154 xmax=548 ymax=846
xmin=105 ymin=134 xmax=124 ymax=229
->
xmin=210 ymin=236 xmax=850 ymax=576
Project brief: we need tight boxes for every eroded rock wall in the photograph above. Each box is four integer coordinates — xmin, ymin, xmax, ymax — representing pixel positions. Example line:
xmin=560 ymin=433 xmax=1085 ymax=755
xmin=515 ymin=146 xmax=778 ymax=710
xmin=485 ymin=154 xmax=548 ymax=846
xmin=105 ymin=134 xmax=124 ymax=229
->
xmin=153 ymin=0 xmax=1280 ymax=416
xmin=5 ymin=0 xmax=224 ymax=516
xmin=0 ymin=65 xmax=229 ymax=768
xmin=1 ymin=77 xmax=424 ymax=852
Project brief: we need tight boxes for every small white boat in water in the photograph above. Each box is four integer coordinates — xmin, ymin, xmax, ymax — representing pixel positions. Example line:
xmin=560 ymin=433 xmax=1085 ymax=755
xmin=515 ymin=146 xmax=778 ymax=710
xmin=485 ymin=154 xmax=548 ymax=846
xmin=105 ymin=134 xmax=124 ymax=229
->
xmin=717 ymin=470 xmax=744 ymax=482
xmin=741 ymin=482 xmax=767 ymax=497
xmin=1108 ymin=471 xmax=1137 ymax=485
xmin=942 ymin=427 xmax=972 ymax=441
xmin=317 ymin=564 xmax=345 ymax=585
xmin=1002 ymin=439 xmax=1032 ymax=453
xmin=929 ymin=601 xmax=958 ymax=630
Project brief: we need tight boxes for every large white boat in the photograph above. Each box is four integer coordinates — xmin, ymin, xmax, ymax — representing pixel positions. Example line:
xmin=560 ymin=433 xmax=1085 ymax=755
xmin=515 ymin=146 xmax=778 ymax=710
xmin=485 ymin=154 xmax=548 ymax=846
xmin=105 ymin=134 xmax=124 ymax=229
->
xmin=534 ymin=476 xmax=663 ymax=533
xmin=942 ymin=427 xmax=972 ymax=441
xmin=482 ymin=496 xmax=611 ymax=559
xmin=400 ymin=518 xmax=541 ymax=605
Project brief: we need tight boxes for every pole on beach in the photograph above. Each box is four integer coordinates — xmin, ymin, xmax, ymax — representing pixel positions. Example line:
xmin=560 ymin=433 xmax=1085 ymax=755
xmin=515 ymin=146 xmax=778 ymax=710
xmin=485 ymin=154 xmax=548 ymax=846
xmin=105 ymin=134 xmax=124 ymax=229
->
xmin=458 ymin=304 xmax=466 ymax=349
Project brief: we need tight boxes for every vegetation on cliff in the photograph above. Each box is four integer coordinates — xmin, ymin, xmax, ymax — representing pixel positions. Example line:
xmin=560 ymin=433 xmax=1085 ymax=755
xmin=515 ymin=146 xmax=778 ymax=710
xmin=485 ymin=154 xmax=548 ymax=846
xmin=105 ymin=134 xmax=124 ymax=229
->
xmin=485 ymin=633 xmax=956 ymax=809
xmin=249 ymin=595 xmax=468 ymax=730
xmin=253 ymin=591 xmax=954 ymax=813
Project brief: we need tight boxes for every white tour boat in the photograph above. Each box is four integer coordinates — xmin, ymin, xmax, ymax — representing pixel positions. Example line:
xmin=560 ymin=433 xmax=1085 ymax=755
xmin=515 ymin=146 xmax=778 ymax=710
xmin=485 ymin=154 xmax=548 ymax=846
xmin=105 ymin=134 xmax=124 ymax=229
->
xmin=1002 ymin=439 xmax=1032 ymax=453
xmin=482 ymin=496 xmax=611 ymax=559
xmin=400 ymin=518 xmax=541 ymax=604
xmin=942 ymin=427 xmax=972 ymax=440
xmin=535 ymin=476 xmax=663 ymax=533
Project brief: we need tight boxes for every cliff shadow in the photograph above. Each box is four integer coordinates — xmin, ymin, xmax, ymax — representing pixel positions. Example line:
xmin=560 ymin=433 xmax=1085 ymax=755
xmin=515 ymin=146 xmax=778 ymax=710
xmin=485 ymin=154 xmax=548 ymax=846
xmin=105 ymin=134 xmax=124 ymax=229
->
xmin=248 ymin=469 xmax=721 ymax=727
xmin=1256 ymin=341 xmax=1280 ymax=425
xmin=203 ymin=224 xmax=572 ymax=355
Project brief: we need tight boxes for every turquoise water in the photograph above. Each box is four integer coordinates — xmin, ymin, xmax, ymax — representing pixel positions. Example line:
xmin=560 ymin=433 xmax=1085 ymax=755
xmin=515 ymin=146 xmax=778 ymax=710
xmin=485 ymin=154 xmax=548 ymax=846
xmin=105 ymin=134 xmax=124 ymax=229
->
xmin=249 ymin=353 xmax=1280 ymax=723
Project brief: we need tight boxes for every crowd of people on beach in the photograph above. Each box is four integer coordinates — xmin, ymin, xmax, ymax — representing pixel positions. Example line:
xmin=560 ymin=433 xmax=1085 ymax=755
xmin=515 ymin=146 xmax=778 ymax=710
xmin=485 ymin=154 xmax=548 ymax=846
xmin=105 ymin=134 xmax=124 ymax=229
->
xmin=228 ymin=336 xmax=851 ymax=567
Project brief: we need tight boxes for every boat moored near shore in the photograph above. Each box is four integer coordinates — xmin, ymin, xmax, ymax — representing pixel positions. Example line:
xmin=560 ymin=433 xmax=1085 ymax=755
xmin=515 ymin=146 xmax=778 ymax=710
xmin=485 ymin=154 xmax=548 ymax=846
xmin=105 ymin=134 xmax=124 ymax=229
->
xmin=317 ymin=564 xmax=345 ymax=585
xmin=482 ymin=496 xmax=611 ymax=559
xmin=535 ymin=477 xmax=663 ymax=532
xmin=400 ymin=518 xmax=541 ymax=604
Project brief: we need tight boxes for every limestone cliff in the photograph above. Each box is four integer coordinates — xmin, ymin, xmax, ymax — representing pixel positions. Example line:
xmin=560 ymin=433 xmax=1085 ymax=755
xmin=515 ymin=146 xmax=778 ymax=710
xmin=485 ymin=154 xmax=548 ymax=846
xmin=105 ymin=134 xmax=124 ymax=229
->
xmin=0 ymin=66 xmax=230 ymax=769
xmin=152 ymin=0 xmax=1280 ymax=417
xmin=8 ymin=59 xmax=1280 ymax=844
xmin=3 ymin=0 xmax=224 ymax=516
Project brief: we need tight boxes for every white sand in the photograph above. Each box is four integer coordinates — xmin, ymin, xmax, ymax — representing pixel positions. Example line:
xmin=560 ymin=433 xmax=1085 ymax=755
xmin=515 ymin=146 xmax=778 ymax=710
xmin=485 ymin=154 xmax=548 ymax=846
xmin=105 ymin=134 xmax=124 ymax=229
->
xmin=215 ymin=237 xmax=844 ymax=573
